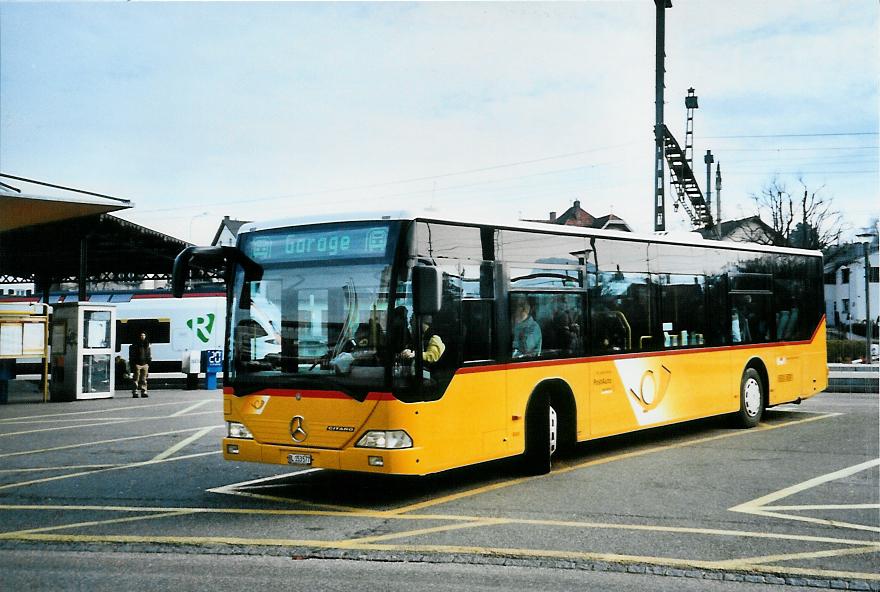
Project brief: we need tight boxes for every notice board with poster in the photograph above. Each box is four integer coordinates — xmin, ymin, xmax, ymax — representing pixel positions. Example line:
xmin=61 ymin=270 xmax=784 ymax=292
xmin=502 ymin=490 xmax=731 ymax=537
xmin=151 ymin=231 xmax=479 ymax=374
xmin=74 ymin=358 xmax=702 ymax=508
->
xmin=0 ymin=303 xmax=52 ymax=402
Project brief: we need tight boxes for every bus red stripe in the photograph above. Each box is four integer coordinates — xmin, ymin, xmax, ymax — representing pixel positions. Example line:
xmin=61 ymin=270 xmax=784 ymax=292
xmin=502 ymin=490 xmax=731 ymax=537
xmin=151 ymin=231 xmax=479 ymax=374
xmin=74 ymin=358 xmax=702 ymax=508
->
xmin=457 ymin=316 xmax=826 ymax=375
xmin=222 ymin=387 xmax=394 ymax=401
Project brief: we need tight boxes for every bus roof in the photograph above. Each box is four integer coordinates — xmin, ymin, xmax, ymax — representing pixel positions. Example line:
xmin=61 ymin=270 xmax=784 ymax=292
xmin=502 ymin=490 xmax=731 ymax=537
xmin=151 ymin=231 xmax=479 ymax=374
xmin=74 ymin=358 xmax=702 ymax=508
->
xmin=239 ymin=209 xmax=823 ymax=259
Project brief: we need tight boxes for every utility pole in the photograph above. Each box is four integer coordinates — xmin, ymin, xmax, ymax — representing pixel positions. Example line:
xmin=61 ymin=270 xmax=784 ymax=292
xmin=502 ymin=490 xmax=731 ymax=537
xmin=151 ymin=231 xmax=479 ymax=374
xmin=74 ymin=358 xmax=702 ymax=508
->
xmin=715 ymin=163 xmax=722 ymax=238
xmin=704 ymin=149 xmax=714 ymax=222
xmin=654 ymin=0 xmax=672 ymax=232
xmin=856 ymin=232 xmax=874 ymax=363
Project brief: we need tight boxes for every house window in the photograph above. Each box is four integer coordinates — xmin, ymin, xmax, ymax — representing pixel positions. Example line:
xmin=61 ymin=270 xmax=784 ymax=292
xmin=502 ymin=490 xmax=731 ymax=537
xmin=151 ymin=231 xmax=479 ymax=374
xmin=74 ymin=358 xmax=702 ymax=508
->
xmin=841 ymin=268 xmax=850 ymax=284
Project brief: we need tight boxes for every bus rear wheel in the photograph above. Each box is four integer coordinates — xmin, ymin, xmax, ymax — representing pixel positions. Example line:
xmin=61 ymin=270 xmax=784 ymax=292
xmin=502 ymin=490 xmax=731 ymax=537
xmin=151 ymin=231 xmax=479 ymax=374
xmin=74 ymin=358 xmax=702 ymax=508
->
xmin=521 ymin=392 xmax=557 ymax=475
xmin=736 ymin=367 xmax=764 ymax=428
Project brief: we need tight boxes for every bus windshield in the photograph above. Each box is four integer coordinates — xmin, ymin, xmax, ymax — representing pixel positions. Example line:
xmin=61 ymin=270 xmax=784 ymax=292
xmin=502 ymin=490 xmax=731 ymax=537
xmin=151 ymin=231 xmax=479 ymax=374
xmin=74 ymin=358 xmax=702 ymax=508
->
xmin=229 ymin=222 xmax=401 ymax=400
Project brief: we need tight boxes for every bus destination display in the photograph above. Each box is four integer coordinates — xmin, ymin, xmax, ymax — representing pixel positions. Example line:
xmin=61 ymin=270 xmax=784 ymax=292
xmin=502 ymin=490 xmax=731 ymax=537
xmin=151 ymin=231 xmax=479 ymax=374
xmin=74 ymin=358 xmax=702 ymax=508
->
xmin=246 ymin=225 xmax=390 ymax=262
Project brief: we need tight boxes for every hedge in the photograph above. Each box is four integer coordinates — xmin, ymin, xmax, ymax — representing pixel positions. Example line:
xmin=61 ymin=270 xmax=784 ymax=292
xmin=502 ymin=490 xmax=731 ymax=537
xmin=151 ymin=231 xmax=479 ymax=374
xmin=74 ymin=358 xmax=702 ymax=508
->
xmin=827 ymin=339 xmax=869 ymax=363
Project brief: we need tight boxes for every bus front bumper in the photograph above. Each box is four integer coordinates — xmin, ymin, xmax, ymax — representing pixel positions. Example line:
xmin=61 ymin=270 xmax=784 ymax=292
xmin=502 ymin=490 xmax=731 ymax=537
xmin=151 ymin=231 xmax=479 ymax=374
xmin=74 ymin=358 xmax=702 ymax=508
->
xmin=222 ymin=437 xmax=424 ymax=475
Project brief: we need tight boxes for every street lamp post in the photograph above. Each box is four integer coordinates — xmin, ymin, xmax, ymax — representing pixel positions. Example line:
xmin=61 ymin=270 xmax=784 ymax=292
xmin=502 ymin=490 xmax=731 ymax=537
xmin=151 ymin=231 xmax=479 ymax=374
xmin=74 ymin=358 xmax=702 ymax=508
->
xmin=856 ymin=232 xmax=874 ymax=363
xmin=189 ymin=211 xmax=209 ymax=244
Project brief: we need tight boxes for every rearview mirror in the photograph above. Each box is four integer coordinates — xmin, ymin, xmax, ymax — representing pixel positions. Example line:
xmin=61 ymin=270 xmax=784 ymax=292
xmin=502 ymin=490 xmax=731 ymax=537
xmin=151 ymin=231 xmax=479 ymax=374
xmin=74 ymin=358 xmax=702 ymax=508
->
xmin=413 ymin=265 xmax=442 ymax=315
xmin=172 ymin=246 xmax=262 ymax=298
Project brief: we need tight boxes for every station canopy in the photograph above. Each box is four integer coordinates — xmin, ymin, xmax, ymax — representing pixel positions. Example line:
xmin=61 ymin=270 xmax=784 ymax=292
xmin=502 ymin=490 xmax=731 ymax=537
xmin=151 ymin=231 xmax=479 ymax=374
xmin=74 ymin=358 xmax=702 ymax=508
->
xmin=0 ymin=191 xmax=128 ymax=232
xmin=0 ymin=187 xmax=220 ymax=287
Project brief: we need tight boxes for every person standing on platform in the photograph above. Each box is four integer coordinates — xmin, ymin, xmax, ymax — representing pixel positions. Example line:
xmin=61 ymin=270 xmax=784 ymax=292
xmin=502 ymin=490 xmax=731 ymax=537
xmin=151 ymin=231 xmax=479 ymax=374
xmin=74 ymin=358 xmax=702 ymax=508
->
xmin=129 ymin=332 xmax=152 ymax=398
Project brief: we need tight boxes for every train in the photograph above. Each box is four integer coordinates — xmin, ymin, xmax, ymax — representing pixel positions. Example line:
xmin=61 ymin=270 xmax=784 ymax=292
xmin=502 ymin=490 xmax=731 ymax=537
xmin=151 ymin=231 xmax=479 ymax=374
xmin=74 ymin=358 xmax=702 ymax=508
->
xmin=2 ymin=290 xmax=226 ymax=376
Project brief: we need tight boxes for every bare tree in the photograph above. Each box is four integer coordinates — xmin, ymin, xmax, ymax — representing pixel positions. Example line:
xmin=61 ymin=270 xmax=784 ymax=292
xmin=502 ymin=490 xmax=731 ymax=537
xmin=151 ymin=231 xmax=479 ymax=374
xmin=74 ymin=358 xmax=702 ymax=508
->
xmin=749 ymin=177 xmax=843 ymax=250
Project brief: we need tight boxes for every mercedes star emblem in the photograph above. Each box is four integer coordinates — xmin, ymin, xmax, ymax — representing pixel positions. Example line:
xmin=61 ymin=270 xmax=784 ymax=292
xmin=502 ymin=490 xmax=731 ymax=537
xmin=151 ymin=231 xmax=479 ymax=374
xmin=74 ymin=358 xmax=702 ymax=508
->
xmin=289 ymin=415 xmax=308 ymax=443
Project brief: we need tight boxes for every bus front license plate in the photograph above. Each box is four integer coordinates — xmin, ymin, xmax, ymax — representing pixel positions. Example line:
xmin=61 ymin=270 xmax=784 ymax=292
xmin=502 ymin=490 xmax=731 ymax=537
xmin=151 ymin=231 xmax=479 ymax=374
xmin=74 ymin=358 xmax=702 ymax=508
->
xmin=287 ymin=453 xmax=312 ymax=466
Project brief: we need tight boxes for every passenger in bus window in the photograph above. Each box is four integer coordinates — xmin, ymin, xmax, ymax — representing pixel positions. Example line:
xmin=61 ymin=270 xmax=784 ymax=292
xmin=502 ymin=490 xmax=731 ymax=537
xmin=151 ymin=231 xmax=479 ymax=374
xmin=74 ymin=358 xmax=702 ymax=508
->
xmin=511 ymin=296 xmax=542 ymax=357
xmin=401 ymin=315 xmax=446 ymax=366
xmin=732 ymin=297 xmax=752 ymax=343
xmin=129 ymin=332 xmax=151 ymax=398
xmin=550 ymin=296 xmax=581 ymax=353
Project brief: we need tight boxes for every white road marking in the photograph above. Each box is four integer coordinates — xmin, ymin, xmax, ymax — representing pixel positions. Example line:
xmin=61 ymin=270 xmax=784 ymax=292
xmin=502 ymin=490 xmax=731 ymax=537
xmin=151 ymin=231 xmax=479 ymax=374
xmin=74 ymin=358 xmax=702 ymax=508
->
xmin=0 ymin=426 xmax=223 ymax=459
xmin=0 ymin=401 xmax=186 ymax=422
xmin=730 ymin=458 xmax=880 ymax=533
xmin=169 ymin=400 xmax=214 ymax=417
xmin=151 ymin=426 xmax=218 ymax=461
xmin=0 ymin=451 xmax=220 ymax=491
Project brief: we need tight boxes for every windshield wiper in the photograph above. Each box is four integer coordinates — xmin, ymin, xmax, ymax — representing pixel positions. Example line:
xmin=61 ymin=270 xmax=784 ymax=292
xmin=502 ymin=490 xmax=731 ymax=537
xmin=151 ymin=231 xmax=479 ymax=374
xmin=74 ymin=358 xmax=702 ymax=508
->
xmin=309 ymin=278 xmax=359 ymax=371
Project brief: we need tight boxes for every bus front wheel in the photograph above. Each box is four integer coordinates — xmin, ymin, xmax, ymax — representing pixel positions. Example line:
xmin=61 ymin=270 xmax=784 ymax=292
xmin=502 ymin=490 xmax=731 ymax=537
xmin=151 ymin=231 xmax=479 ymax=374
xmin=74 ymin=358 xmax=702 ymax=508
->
xmin=736 ymin=368 xmax=764 ymax=428
xmin=521 ymin=392 xmax=557 ymax=475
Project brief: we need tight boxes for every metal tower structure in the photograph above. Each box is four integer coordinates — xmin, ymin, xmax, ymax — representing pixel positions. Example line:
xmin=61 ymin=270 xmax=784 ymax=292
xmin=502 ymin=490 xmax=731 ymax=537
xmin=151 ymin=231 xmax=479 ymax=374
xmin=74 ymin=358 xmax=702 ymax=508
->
xmin=662 ymin=125 xmax=714 ymax=228
xmin=684 ymin=88 xmax=698 ymax=173
xmin=653 ymin=3 xmax=714 ymax=231
xmin=653 ymin=0 xmax=672 ymax=232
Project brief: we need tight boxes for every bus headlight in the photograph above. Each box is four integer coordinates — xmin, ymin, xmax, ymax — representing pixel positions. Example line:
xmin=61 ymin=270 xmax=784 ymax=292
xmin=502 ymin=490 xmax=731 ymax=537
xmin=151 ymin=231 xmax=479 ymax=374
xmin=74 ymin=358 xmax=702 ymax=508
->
xmin=356 ymin=430 xmax=413 ymax=449
xmin=227 ymin=421 xmax=254 ymax=439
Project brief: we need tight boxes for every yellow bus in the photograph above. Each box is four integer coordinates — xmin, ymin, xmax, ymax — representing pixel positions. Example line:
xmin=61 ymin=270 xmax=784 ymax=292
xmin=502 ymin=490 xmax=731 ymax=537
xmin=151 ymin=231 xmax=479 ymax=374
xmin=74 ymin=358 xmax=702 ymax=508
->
xmin=173 ymin=213 xmax=827 ymax=475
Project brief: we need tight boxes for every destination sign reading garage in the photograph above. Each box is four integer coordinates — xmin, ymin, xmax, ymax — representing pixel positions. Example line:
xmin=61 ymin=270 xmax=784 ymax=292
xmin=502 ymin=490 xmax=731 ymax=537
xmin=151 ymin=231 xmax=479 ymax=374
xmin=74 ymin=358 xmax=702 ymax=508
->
xmin=244 ymin=224 xmax=392 ymax=263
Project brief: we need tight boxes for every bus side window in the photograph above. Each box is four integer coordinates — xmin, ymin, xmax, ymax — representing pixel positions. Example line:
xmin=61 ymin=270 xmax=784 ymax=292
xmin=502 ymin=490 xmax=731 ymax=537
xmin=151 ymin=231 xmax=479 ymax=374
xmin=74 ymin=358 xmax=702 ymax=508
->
xmin=531 ymin=293 xmax=583 ymax=357
xmin=461 ymin=299 xmax=494 ymax=361
xmin=731 ymin=294 xmax=772 ymax=343
xmin=591 ymin=272 xmax=652 ymax=353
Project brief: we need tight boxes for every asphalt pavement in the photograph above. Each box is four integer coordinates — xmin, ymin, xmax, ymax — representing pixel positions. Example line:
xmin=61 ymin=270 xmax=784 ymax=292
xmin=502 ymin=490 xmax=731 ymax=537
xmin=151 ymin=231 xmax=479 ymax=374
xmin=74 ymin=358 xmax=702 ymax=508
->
xmin=0 ymin=385 xmax=877 ymax=590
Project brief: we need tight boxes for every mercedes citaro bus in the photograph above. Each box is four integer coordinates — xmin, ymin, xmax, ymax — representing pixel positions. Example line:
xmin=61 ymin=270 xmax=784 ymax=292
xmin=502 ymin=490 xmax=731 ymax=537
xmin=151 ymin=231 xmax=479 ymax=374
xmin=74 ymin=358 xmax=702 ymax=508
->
xmin=172 ymin=212 xmax=826 ymax=475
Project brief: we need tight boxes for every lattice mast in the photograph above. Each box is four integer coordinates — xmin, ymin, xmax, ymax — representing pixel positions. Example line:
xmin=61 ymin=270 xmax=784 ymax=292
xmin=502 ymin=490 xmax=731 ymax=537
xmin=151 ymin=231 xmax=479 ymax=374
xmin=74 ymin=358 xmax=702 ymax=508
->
xmin=662 ymin=87 xmax=714 ymax=229
xmin=684 ymin=88 xmax=698 ymax=175
xmin=653 ymin=0 xmax=672 ymax=232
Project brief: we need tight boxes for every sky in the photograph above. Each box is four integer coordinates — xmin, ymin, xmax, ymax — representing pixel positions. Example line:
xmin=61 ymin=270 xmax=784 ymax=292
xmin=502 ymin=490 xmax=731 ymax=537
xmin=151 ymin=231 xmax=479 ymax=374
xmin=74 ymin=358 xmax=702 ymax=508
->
xmin=1 ymin=1 xmax=877 ymax=245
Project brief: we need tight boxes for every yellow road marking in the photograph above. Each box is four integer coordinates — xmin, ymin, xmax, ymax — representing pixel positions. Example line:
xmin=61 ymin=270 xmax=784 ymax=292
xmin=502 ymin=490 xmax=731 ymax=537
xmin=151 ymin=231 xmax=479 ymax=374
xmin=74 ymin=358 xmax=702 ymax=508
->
xmin=0 ymin=503 xmax=425 ymax=520
xmin=506 ymin=516 xmax=878 ymax=547
xmin=0 ymin=426 xmax=224 ymax=459
xmin=206 ymin=469 xmax=321 ymax=489
xmin=0 ymin=410 xmax=871 ymax=580
xmin=151 ymin=426 xmax=218 ymax=461
xmin=0 ymin=451 xmax=220 ymax=491
xmin=337 ymin=519 xmax=507 ymax=546
xmin=390 ymin=413 xmax=839 ymax=515
xmin=713 ymin=544 xmax=880 ymax=568
xmin=0 ymin=510 xmax=196 ymax=537
xmin=738 ymin=563 xmax=880 ymax=582
xmin=745 ymin=509 xmax=880 ymax=534
xmin=384 ymin=477 xmax=532 ymax=515
xmin=0 ymin=410 xmax=218 ymax=438
xmin=0 ymin=503 xmax=874 ymax=547
xmin=169 ymin=400 xmax=214 ymax=417
xmin=1 ymin=533 xmax=877 ymax=581
xmin=207 ymin=487 xmax=367 ymax=513
xmin=204 ymin=469 xmax=371 ymax=513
